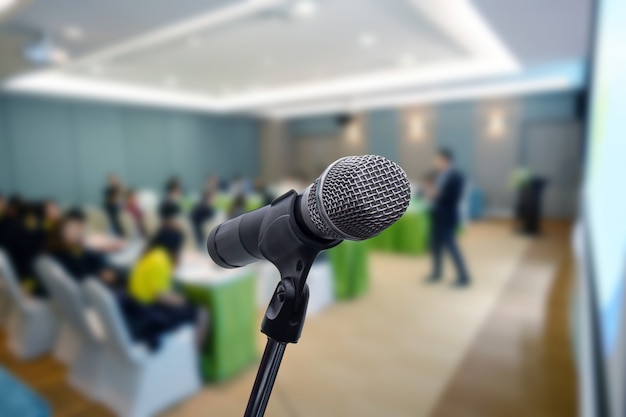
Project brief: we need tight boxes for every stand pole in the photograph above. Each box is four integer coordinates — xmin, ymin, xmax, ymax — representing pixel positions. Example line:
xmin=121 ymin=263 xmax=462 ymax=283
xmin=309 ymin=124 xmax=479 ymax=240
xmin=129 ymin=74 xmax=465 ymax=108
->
xmin=243 ymin=339 xmax=287 ymax=417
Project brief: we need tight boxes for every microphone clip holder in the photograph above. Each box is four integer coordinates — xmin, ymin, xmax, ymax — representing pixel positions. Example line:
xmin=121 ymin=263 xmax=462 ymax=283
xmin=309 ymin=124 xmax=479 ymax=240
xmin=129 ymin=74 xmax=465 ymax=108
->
xmin=243 ymin=191 xmax=340 ymax=417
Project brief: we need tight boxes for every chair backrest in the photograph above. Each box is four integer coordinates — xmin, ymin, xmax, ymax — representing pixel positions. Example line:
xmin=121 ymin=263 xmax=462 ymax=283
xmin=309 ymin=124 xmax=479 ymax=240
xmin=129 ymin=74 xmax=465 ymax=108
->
xmin=143 ymin=210 xmax=160 ymax=239
xmin=177 ymin=216 xmax=197 ymax=250
xmin=137 ymin=189 xmax=159 ymax=214
xmin=83 ymin=279 xmax=138 ymax=362
xmin=35 ymin=256 xmax=98 ymax=344
xmin=0 ymin=249 xmax=24 ymax=308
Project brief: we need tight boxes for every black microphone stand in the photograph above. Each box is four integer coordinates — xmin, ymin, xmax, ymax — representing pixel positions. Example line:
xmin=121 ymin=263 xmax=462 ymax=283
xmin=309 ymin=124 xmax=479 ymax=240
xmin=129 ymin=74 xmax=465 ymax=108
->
xmin=243 ymin=191 xmax=340 ymax=417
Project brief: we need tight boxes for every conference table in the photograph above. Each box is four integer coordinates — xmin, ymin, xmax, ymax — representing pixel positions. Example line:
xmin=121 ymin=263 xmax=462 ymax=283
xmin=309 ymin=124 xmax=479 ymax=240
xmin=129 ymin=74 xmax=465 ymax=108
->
xmin=88 ymin=196 xmax=431 ymax=381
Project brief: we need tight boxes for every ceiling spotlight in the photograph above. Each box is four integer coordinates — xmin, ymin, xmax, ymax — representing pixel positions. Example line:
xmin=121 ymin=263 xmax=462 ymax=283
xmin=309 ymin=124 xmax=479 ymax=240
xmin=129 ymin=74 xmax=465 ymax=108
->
xmin=291 ymin=0 xmax=317 ymax=19
xmin=62 ymin=25 xmax=84 ymax=41
xmin=359 ymin=33 xmax=378 ymax=48
xmin=23 ymin=34 xmax=69 ymax=66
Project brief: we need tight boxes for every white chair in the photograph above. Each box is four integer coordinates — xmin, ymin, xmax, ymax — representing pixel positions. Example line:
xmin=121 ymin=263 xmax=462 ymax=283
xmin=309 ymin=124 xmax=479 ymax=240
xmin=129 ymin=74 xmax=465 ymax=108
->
xmin=143 ymin=210 xmax=160 ymax=238
xmin=137 ymin=189 xmax=159 ymax=214
xmin=83 ymin=280 xmax=201 ymax=417
xmin=0 ymin=276 xmax=11 ymax=326
xmin=35 ymin=257 xmax=105 ymax=399
xmin=177 ymin=216 xmax=198 ymax=250
xmin=0 ymin=250 xmax=58 ymax=359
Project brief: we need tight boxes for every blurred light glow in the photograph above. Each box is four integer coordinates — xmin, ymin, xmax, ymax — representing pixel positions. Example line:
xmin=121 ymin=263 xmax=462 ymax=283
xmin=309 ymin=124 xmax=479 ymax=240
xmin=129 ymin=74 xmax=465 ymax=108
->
xmin=264 ymin=76 xmax=573 ymax=118
xmin=290 ymin=0 xmax=317 ymax=19
xmin=0 ymin=0 xmax=17 ymax=14
xmin=408 ymin=113 xmax=426 ymax=142
xmin=487 ymin=109 xmax=506 ymax=139
xmin=62 ymin=25 xmax=84 ymax=41
xmin=345 ymin=119 xmax=361 ymax=144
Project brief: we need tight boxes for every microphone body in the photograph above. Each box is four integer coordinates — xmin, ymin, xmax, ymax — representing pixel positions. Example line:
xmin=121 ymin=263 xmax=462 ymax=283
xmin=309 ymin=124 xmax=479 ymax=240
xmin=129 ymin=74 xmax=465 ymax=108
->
xmin=207 ymin=155 xmax=411 ymax=269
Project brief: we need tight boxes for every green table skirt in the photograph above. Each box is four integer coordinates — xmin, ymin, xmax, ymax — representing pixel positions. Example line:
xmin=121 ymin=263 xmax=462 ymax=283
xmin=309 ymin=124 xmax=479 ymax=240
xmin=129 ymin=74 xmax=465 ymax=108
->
xmin=370 ymin=210 xmax=430 ymax=255
xmin=327 ymin=240 xmax=370 ymax=300
xmin=182 ymin=273 xmax=257 ymax=382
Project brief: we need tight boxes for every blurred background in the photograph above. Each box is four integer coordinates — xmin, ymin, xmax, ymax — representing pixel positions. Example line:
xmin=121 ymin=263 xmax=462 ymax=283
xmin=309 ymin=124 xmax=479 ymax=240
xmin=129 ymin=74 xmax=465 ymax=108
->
xmin=0 ymin=0 xmax=622 ymax=416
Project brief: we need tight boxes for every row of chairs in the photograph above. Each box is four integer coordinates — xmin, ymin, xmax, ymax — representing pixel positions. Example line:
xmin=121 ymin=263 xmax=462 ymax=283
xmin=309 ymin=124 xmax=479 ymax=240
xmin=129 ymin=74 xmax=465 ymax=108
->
xmin=0 ymin=250 xmax=201 ymax=417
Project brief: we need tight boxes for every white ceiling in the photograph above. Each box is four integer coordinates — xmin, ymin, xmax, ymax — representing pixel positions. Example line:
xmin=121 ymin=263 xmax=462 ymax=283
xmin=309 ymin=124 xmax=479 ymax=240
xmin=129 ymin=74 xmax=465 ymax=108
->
xmin=0 ymin=0 xmax=592 ymax=116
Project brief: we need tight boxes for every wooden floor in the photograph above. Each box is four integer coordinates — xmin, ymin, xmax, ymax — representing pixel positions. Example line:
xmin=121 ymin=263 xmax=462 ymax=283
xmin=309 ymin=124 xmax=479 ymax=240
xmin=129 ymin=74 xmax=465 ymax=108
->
xmin=0 ymin=221 xmax=577 ymax=417
xmin=430 ymin=222 xmax=577 ymax=417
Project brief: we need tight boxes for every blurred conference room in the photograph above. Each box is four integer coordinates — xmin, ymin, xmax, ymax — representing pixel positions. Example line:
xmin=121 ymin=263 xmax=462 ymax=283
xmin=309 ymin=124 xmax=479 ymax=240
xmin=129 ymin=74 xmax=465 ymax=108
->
xmin=0 ymin=0 xmax=623 ymax=416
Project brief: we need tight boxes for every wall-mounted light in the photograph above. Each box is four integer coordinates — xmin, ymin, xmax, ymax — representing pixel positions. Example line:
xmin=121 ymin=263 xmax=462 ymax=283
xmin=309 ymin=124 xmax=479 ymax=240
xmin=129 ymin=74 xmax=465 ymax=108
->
xmin=487 ymin=109 xmax=506 ymax=139
xmin=345 ymin=119 xmax=360 ymax=144
xmin=408 ymin=113 xmax=426 ymax=142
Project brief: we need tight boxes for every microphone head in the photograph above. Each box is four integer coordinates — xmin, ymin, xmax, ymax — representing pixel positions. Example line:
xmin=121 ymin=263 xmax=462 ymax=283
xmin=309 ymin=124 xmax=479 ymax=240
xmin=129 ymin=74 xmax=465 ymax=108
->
xmin=303 ymin=155 xmax=411 ymax=241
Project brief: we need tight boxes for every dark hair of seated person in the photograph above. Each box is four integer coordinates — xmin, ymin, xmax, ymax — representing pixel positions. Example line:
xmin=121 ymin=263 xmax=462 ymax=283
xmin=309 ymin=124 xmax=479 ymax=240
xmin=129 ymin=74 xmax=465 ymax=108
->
xmin=48 ymin=208 xmax=111 ymax=283
xmin=146 ymin=208 xmax=184 ymax=265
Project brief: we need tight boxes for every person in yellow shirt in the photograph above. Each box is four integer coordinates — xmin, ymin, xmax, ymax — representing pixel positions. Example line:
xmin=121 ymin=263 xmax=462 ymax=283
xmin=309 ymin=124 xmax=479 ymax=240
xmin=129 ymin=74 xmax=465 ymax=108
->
xmin=126 ymin=202 xmax=206 ymax=349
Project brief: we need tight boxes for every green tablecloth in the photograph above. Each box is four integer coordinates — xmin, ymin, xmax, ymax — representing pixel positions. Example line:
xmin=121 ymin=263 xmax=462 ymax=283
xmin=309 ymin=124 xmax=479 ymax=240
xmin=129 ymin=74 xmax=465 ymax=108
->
xmin=214 ymin=193 xmax=263 ymax=214
xmin=370 ymin=199 xmax=430 ymax=255
xmin=327 ymin=240 xmax=370 ymax=300
xmin=182 ymin=272 xmax=257 ymax=382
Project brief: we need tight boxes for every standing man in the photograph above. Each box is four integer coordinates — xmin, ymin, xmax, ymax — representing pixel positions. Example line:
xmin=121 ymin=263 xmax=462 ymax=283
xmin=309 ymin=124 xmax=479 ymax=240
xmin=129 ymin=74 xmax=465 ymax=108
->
xmin=422 ymin=148 xmax=471 ymax=287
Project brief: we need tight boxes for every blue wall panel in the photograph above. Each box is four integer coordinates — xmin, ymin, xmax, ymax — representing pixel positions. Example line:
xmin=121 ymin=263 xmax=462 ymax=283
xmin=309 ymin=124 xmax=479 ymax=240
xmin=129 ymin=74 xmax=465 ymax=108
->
xmin=124 ymin=109 xmax=171 ymax=190
xmin=0 ymin=98 xmax=13 ymax=193
xmin=0 ymin=94 xmax=260 ymax=204
xmin=434 ymin=102 xmax=476 ymax=177
xmin=72 ymin=104 xmax=127 ymax=204
xmin=366 ymin=109 xmax=400 ymax=162
xmin=6 ymin=98 xmax=79 ymax=203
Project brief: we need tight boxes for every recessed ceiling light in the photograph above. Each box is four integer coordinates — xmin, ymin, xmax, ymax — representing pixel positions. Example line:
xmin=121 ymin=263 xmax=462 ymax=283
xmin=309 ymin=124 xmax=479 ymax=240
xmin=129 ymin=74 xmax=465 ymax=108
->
xmin=291 ymin=0 xmax=317 ymax=18
xmin=186 ymin=36 xmax=202 ymax=48
xmin=358 ymin=33 xmax=378 ymax=48
xmin=62 ymin=25 xmax=84 ymax=41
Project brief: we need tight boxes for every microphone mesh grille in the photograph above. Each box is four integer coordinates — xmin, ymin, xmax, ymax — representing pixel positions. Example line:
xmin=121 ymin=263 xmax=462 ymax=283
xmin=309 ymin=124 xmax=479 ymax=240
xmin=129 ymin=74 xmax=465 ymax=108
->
xmin=308 ymin=155 xmax=411 ymax=240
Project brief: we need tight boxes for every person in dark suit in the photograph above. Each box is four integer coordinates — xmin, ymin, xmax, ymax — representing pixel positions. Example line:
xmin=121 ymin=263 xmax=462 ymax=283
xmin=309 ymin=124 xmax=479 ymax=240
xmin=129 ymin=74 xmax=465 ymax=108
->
xmin=422 ymin=148 xmax=471 ymax=287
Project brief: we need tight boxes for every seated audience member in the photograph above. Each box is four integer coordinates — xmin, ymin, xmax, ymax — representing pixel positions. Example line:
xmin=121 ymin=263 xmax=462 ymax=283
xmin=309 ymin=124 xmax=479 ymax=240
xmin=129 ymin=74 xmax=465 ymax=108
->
xmin=125 ymin=188 xmax=145 ymax=237
xmin=160 ymin=177 xmax=183 ymax=214
xmin=0 ymin=194 xmax=6 ymax=244
xmin=254 ymin=178 xmax=275 ymax=206
xmin=190 ymin=191 xmax=215 ymax=246
xmin=0 ymin=195 xmax=23 ymax=249
xmin=203 ymin=175 xmax=219 ymax=195
xmin=103 ymin=187 xmax=124 ymax=237
xmin=40 ymin=199 xmax=62 ymax=237
xmin=126 ymin=203 xmax=206 ymax=348
xmin=8 ymin=203 xmax=47 ymax=294
xmin=48 ymin=208 xmax=121 ymax=287
xmin=228 ymin=193 xmax=247 ymax=220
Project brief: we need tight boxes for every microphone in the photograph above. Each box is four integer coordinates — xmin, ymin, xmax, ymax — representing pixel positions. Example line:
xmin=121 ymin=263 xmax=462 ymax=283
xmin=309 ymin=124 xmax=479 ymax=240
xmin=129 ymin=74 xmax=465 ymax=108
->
xmin=207 ymin=155 xmax=411 ymax=269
